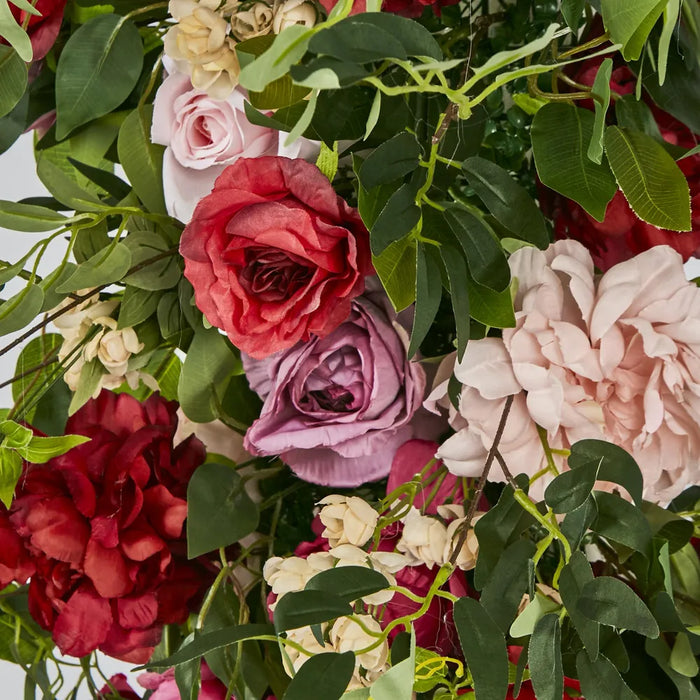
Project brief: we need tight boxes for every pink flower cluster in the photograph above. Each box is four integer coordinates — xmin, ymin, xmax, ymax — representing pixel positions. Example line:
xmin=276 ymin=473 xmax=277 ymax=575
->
xmin=434 ymin=241 xmax=700 ymax=503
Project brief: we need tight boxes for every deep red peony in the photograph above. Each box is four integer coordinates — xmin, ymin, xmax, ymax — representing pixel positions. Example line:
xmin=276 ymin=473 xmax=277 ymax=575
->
xmin=180 ymin=156 xmax=372 ymax=359
xmin=541 ymin=58 xmax=700 ymax=270
xmin=8 ymin=0 xmax=67 ymax=60
xmin=0 ymin=391 xmax=211 ymax=663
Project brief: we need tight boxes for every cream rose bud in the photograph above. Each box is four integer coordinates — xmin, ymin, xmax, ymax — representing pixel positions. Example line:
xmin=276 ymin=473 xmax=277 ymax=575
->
xmin=397 ymin=507 xmax=448 ymax=569
xmin=443 ymin=517 xmax=480 ymax=571
xmin=283 ymin=625 xmax=332 ymax=675
xmin=318 ymin=495 xmax=378 ymax=548
xmin=272 ymin=0 xmax=316 ymax=33
xmin=231 ymin=2 xmax=273 ymax=40
xmin=263 ymin=552 xmax=334 ymax=597
xmin=329 ymin=615 xmax=389 ymax=687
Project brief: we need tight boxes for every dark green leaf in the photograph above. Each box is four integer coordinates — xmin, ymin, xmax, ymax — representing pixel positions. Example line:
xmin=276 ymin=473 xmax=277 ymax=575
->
xmin=529 ymin=614 xmax=563 ymax=700
xmin=282 ymin=652 xmax=354 ymax=700
xmin=36 ymin=153 xmax=105 ymax=212
xmin=589 ymin=58 xmax=613 ymax=164
xmin=175 ymin=656 xmax=201 ymax=700
xmin=359 ymin=132 xmax=420 ymax=190
xmin=578 ymin=576 xmax=660 ymax=638
xmin=273 ymin=590 xmax=352 ymax=632
xmin=561 ymin=0 xmax=586 ymax=30
xmin=642 ymin=501 xmax=694 ymax=553
xmin=545 ymin=461 xmax=598 ymax=513
xmin=465 ymin=268 xmax=515 ymax=329
xmin=568 ymin=439 xmax=644 ymax=506
xmin=592 ymin=491 xmax=652 ymax=557
xmin=187 ymin=462 xmax=259 ymax=558
xmin=55 ymin=14 xmax=143 ymax=139
xmin=604 ymin=126 xmax=691 ymax=231
xmin=453 ymin=598 xmax=509 ymax=700
xmin=576 ymin=649 xmax=637 ymax=699
xmin=0 ymin=46 xmax=27 ymax=119
xmin=560 ymin=495 xmax=597 ymax=550
xmin=531 ymin=103 xmax=617 ymax=222
xmin=305 ymin=566 xmax=389 ymax=603
xmin=57 ymin=243 xmax=131 ymax=293
xmin=369 ymin=182 xmax=420 ymax=255
xmin=117 ymin=105 xmax=166 ymax=214
xmin=437 ymin=236 xmax=470 ymax=360
xmin=67 ymin=158 xmax=131 ymax=201
xmin=309 ymin=21 xmax=407 ymax=63
xmin=142 ymin=624 xmax=275 ymax=669
xmin=123 ymin=232 xmax=180 ymax=290
xmin=559 ymin=552 xmax=600 ymax=660
xmin=615 ymin=95 xmax=685 ymax=157
xmin=479 ymin=538 xmax=536 ymax=633
xmin=117 ymin=286 xmax=160 ymax=327
xmin=444 ymin=206 xmax=510 ymax=292
xmin=408 ymin=242 xmax=442 ymax=358
xmin=462 ymin=156 xmax=549 ymax=248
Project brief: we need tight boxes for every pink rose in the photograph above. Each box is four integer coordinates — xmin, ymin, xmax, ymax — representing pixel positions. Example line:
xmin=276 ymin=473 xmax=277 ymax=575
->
xmin=180 ymin=156 xmax=372 ymax=359
xmin=438 ymin=241 xmax=700 ymax=503
xmin=138 ymin=663 xmax=232 ymax=699
xmin=152 ymin=72 xmax=317 ymax=222
xmin=243 ymin=294 xmax=429 ymax=486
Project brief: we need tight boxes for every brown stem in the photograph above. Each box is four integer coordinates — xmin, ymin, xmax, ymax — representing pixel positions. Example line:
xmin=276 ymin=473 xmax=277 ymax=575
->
xmin=448 ymin=394 xmax=515 ymax=566
xmin=0 ymin=348 xmax=59 ymax=390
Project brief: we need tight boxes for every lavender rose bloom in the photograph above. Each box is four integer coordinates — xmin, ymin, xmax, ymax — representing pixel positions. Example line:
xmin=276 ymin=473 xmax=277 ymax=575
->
xmin=243 ymin=295 xmax=428 ymax=486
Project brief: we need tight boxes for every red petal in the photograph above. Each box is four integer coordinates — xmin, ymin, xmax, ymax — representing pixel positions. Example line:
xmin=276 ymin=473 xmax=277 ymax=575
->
xmin=143 ymin=486 xmax=187 ymax=539
xmin=24 ymin=497 xmax=89 ymax=564
xmin=53 ymin=585 xmax=112 ymax=658
xmin=84 ymin=539 xmax=133 ymax=598
xmin=117 ymin=593 xmax=158 ymax=630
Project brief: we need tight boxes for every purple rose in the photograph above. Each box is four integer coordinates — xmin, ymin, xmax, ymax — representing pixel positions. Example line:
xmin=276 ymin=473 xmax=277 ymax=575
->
xmin=243 ymin=295 xmax=429 ymax=486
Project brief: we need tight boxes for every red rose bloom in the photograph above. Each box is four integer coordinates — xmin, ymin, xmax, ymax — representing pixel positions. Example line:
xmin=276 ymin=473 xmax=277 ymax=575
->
xmin=7 ymin=0 xmax=67 ymax=60
xmin=541 ymin=58 xmax=700 ymax=270
xmin=0 ymin=391 xmax=211 ymax=663
xmin=180 ymin=157 xmax=372 ymax=359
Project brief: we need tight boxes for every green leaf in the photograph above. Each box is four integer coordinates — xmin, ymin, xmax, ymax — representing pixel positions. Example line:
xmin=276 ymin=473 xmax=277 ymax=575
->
xmin=614 ymin=95 xmax=672 ymax=148
xmin=372 ymin=237 xmax=417 ymax=312
xmin=444 ymin=206 xmax=510 ymax=292
xmin=588 ymin=58 xmax=613 ymax=164
xmin=36 ymin=153 xmax=105 ymax=212
xmin=436 ymin=233 xmax=470 ymax=360
xmin=315 ymin=141 xmax=339 ymax=182
xmin=123 ymin=232 xmax=179 ymax=290
xmin=601 ymin=0 xmax=667 ymax=61
xmin=531 ymin=103 xmax=617 ymax=222
xmin=0 ymin=0 xmax=32 ymax=61
xmin=178 ymin=327 xmax=241 ymax=423
xmin=592 ymin=491 xmax=652 ymax=556
xmin=40 ymin=263 xmax=78 ymax=313
xmin=273 ymin=590 xmax=352 ymax=632
xmin=68 ymin=360 xmax=103 ymax=415
xmin=0 ymin=200 xmax=68 ymax=232
xmin=305 ymin=567 xmax=389 ymax=603
xmin=12 ymin=333 xmax=62 ymax=412
xmin=561 ymin=0 xmax=586 ymax=30
xmin=249 ymin=73 xmax=309 ymax=110
xmin=466 ymin=269 xmax=515 ymax=329
xmin=510 ymin=590 xmax=561 ymax=638
xmin=658 ymin=0 xmax=682 ymax=85
xmin=174 ymin=654 xmax=201 ymax=700
xmin=308 ymin=21 xmax=407 ymax=63
xmin=117 ymin=105 xmax=166 ymax=214
xmin=55 ymin=14 xmax=143 ymax=140
xmin=578 ymin=576 xmax=660 ymax=637
xmin=642 ymin=502 xmax=694 ymax=553
xmin=545 ymin=461 xmax=598 ymax=513
xmin=453 ymin=598 xmax=509 ymax=700
xmin=239 ymin=24 xmax=312 ymax=92
xmin=359 ymin=132 xmax=421 ymax=190
xmin=604 ymin=125 xmax=691 ymax=231
xmin=462 ymin=156 xmax=549 ymax=248
xmin=479 ymin=538 xmax=536 ymax=633
xmin=408 ymin=242 xmax=441 ymax=358
xmin=283 ymin=88 xmax=317 ymax=147
xmin=67 ymin=157 xmax=131 ymax=202
xmin=576 ymin=649 xmax=637 ymax=699
xmin=56 ymin=242 xmax=131 ymax=293
xmin=0 ymin=284 xmax=44 ymax=336
xmin=560 ymin=494 xmax=597 ymax=550
xmin=283 ymin=652 xmax=354 ymax=700
xmin=141 ymin=624 xmax=275 ymax=669
xmin=369 ymin=182 xmax=420 ymax=256
xmin=0 ymin=46 xmax=27 ymax=119
xmin=17 ymin=435 xmax=90 ymax=464
xmin=117 ymin=286 xmax=159 ymax=328
xmin=669 ymin=633 xmax=699 ymax=677
xmin=568 ymin=439 xmax=644 ymax=506
xmin=528 ymin=614 xmax=563 ymax=700
xmin=0 ymin=449 xmax=21 ymax=508
xmin=187 ymin=462 xmax=259 ymax=558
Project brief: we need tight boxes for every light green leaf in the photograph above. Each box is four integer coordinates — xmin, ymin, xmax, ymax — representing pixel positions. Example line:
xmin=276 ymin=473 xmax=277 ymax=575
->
xmin=0 ymin=283 xmax=44 ymax=336
xmin=55 ymin=14 xmax=143 ymax=140
xmin=0 ymin=200 xmax=68 ymax=232
xmin=0 ymin=46 xmax=27 ymax=119
xmin=36 ymin=153 xmax=105 ymax=212
xmin=68 ymin=360 xmax=103 ymax=415
xmin=588 ymin=58 xmax=612 ymax=164
xmin=466 ymin=270 xmax=515 ymax=329
xmin=284 ymin=88 xmax=317 ymax=147
xmin=0 ymin=0 xmax=32 ymax=60
xmin=117 ymin=105 xmax=166 ymax=214
xmin=364 ymin=90 xmax=381 ymax=140
xmin=0 ymin=420 xmax=32 ymax=448
xmin=372 ymin=237 xmax=417 ymax=312
xmin=601 ymin=0 xmax=667 ymax=60
xmin=604 ymin=126 xmax=691 ymax=231
xmin=370 ymin=628 xmax=415 ymax=700
xmin=510 ymin=592 xmax=561 ymax=638
xmin=56 ymin=242 xmax=131 ymax=293
xmin=123 ymin=232 xmax=179 ymax=290
xmin=532 ymin=103 xmax=617 ymax=222
xmin=117 ymin=286 xmax=159 ymax=328
xmin=658 ymin=0 xmax=681 ymax=85
xmin=670 ymin=633 xmax=699 ymax=677
xmin=17 ymin=435 xmax=91 ymax=464
xmin=316 ymin=141 xmax=339 ymax=182
xmin=0 ymin=448 xmax=22 ymax=508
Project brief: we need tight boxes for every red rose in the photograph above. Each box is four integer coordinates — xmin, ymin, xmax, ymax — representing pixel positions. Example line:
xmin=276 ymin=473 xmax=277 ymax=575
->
xmin=0 ymin=391 xmax=211 ymax=663
xmin=541 ymin=58 xmax=700 ymax=270
xmin=7 ymin=0 xmax=67 ymax=60
xmin=180 ymin=157 xmax=372 ymax=359
xmin=98 ymin=674 xmax=141 ymax=700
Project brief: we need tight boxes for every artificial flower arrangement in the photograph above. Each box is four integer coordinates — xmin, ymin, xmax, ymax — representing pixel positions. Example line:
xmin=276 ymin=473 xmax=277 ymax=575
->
xmin=0 ymin=0 xmax=699 ymax=698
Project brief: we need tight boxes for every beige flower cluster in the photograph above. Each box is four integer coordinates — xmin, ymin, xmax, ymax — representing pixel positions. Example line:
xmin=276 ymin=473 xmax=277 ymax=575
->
xmin=164 ymin=0 xmax=317 ymax=99
xmin=54 ymin=292 xmax=155 ymax=400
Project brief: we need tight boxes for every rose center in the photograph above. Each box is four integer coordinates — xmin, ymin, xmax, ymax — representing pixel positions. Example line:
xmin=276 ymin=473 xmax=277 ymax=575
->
xmin=306 ymin=386 xmax=355 ymax=412
xmin=239 ymin=247 xmax=314 ymax=302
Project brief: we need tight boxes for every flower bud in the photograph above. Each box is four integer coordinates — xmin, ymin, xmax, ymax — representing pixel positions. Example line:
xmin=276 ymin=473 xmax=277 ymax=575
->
xmin=396 ymin=507 xmax=448 ymax=569
xmin=329 ymin=615 xmax=388 ymax=687
xmin=318 ymin=495 xmax=378 ymax=548
xmin=231 ymin=2 xmax=274 ymax=40
xmin=272 ymin=0 xmax=316 ymax=33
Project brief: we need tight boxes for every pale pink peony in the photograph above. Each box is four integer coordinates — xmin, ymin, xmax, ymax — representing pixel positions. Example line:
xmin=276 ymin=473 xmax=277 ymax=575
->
xmin=436 ymin=241 xmax=700 ymax=503
xmin=152 ymin=71 xmax=318 ymax=222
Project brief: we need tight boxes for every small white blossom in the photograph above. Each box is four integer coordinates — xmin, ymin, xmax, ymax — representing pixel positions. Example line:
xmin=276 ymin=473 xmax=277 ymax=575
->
xmin=263 ymin=551 xmax=334 ymax=598
xmin=396 ymin=507 xmax=448 ymax=569
xmin=329 ymin=615 xmax=389 ymax=688
xmin=318 ymin=495 xmax=378 ymax=548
